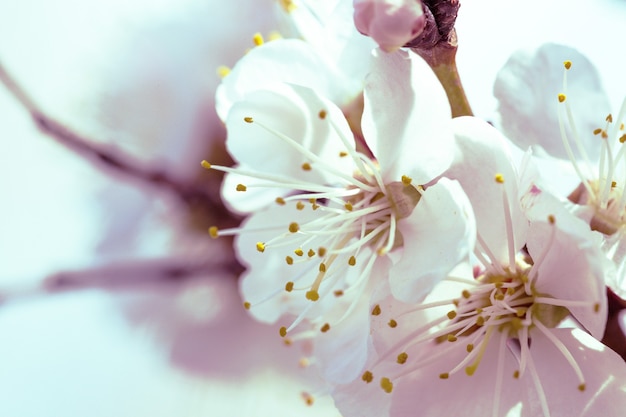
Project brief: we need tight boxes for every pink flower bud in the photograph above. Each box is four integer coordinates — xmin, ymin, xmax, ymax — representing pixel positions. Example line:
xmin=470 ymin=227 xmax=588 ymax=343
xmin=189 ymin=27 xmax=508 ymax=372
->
xmin=353 ymin=0 xmax=426 ymax=52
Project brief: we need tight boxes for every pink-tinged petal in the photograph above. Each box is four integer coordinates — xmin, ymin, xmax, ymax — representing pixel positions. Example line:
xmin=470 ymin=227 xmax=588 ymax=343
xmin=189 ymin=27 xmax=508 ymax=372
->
xmin=353 ymin=0 xmax=426 ymax=52
xmin=388 ymin=178 xmax=476 ymax=304
xmin=494 ymin=43 xmax=610 ymax=160
xmin=447 ymin=116 xmax=528 ymax=263
xmin=215 ymin=39 xmax=348 ymax=121
xmin=225 ymin=83 xmax=356 ymax=197
xmin=526 ymin=215 xmax=609 ymax=339
xmin=389 ymin=329 xmax=626 ymax=417
xmin=362 ymin=48 xmax=453 ymax=184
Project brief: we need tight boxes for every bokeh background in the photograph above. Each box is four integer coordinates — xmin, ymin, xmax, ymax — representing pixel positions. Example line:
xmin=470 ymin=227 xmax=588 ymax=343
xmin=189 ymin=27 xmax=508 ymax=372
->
xmin=0 ymin=0 xmax=624 ymax=415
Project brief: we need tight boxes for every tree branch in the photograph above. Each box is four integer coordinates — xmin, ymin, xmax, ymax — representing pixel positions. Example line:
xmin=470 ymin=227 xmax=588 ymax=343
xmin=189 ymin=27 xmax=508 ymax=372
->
xmin=0 ymin=61 xmax=226 ymax=213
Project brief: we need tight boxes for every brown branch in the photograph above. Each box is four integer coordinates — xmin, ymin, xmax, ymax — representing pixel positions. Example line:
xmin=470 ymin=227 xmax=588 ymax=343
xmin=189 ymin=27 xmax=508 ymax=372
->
xmin=0 ymin=61 xmax=225 ymax=212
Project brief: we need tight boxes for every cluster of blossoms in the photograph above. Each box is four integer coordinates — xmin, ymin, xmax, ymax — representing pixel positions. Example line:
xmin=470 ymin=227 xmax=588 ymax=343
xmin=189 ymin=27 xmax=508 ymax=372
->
xmin=206 ymin=0 xmax=626 ymax=415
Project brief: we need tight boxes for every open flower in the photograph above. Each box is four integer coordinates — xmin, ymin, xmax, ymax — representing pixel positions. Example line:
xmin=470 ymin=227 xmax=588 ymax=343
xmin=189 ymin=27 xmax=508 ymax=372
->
xmin=333 ymin=118 xmax=617 ymax=417
xmin=495 ymin=43 xmax=626 ymax=298
xmin=204 ymin=48 xmax=475 ymax=382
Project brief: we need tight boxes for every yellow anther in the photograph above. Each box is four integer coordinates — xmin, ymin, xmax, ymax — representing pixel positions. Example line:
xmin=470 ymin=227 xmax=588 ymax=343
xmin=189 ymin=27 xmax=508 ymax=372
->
xmin=516 ymin=308 xmax=526 ymax=317
xmin=462 ymin=289 xmax=471 ymax=299
xmin=275 ymin=197 xmax=286 ymax=205
xmin=602 ymin=130 xmax=608 ymax=139
xmin=244 ymin=116 xmax=254 ymax=123
xmin=495 ymin=293 xmax=505 ymax=301
xmin=243 ymin=301 xmax=251 ymax=310
xmin=279 ymin=326 xmax=287 ymax=337
xmin=447 ymin=310 xmax=457 ymax=320
xmin=371 ymin=304 xmax=381 ymax=316
xmin=594 ymin=302 xmax=600 ymax=313
xmin=318 ymin=247 xmax=327 ymax=257
xmin=401 ymin=175 xmax=412 ymax=185
xmin=494 ymin=173 xmax=505 ymax=183
xmin=299 ymin=357 xmax=310 ymax=368
xmin=513 ymin=370 xmax=520 ymax=379
xmin=283 ymin=338 xmax=292 ymax=346
xmin=301 ymin=392 xmax=314 ymax=406
xmin=476 ymin=308 xmax=483 ymax=313
xmin=476 ymin=316 xmax=485 ymax=326
xmin=216 ymin=65 xmax=230 ymax=78
xmin=439 ymin=373 xmax=449 ymax=379
xmin=308 ymin=198 xmax=316 ymax=204
xmin=348 ymin=256 xmax=357 ymax=266
xmin=318 ymin=110 xmax=327 ymax=119
xmin=548 ymin=214 xmax=556 ymax=224
xmin=388 ymin=319 xmax=398 ymax=328
xmin=362 ymin=371 xmax=374 ymax=383
xmin=334 ymin=289 xmax=344 ymax=297
xmin=612 ymin=181 xmax=618 ymax=188
xmin=377 ymin=247 xmax=388 ymax=256
xmin=308 ymin=249 xmax=316 ymax=257
xmin=319 ymin=263 xmax=327 ymax=273
xmin=593 ymin=128 xmax=603 ymax=135
xmin=344 ymin=202 xmax=353 ymax=211
xmin=578 ymin=383 xmax=586 ymax=392
xmin=465 ymin=365 xmax=477 ymax=376
xmin=285 ymin=256 xmax=294 ymax=265
xmin=285 ymin=281 xmax=294 ymax=292
xmin=236 ymin=184 xmax=247 ymax=192
xmin=396 ymin=352 xmax=408 ymax=364
xmin=201 ymin=160 xmax=212 ymax=169
xmin=620 ymin=134 xmax=626 ymax=143
xmin=208 ymin=226 xmax=219 ymax=238
xmin=558 ymin=93 xmax=567 ymax=103
xmin=466 ymin=344 xmax=474 ymax=353
xmin=447 ymin=334 xmax=458 ymax=342
xmin=311 ymin=203 xmax=320 ymax=210
xmin=256 ymin=242 xmax=266 ymax=252
xmin=306 ymin=290 xmax=319 ymax=301
xmin=339 ymin=151 xmax=348 ymax=157
xmin=563 ymin=60 xmax=572 ymax=70
xmin=294 ymin=248 xmax=304 ymax=256
xmin=380 ymin=377 xmax=394 ymax=394
xmin=289 ymin=222 xmax=300 ymax=233
xmin=607 ymin=114 xmax=613 ymax=123
xmin=301 ymin=162 xmax=312 ymax=171
xmin=320 ymin=323 xmax=331 ymax=333
xmin=252 ymin=32 xmax=264 ymax=46
xmin=279 ymin=0 xmax=296 ymax=12
xmin=296 ymin=201 xmax=305 ymax=210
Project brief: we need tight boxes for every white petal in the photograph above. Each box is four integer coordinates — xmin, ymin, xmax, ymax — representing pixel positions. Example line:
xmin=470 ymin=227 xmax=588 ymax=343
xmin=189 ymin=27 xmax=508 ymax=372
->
xmin=494 ymin=43 xmax=610 ymax=160
xmin=215 ymin=39 xmax=349 ymax=121
xmin=388 ymin=178 xmax=476 ymax=304
xmin=447 ymin=116 xmax=528 ymax=264
xmin=362 ymin=49 xmax=454 ymax=184
xmin=224 ymin=84 xmax=356 ymax=203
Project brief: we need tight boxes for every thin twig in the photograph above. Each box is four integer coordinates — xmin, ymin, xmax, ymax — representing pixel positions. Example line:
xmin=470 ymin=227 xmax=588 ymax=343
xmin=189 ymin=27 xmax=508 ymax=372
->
xmin=0 ymin=61 xmax=226 ymax=212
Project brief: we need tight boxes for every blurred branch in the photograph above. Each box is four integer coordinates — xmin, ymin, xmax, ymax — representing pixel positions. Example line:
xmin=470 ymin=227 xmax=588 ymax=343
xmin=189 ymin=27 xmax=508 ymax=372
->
xmin=0 ymin=257 xmax=243 ymax=303
xmin=0 ymin=61 xmax=226 ymax=213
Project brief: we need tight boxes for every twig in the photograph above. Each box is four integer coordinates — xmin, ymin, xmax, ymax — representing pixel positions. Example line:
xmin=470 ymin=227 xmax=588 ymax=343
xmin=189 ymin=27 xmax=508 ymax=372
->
xmin=0 ymin=61 xmax=226 ymax=212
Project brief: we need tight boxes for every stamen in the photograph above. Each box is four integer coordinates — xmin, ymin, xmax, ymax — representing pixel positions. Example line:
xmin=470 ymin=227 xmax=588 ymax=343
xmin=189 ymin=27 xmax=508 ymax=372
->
xmin=494 ymin=174 xmax=516 ymax=268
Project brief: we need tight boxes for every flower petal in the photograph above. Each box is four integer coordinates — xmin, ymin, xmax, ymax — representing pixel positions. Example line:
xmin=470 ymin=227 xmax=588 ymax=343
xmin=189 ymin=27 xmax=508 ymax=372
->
xmin=361 ymin=48 xmax=453 ymax=184
xmin=494 ymin=43 xmax=610 ymax=160
xmin=215 ymin=39 xmax=349 ymax=121
xmin=388 ymin=178 xmax=476 ymax=304
xmin=446 ymin=116 xmax=528 ymax=263
xmin=388 ymin=328 xmax=626 ymax=417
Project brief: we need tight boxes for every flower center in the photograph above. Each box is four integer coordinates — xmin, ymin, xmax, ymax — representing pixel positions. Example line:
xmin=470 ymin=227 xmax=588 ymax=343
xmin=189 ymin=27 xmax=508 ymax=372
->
xmin=203 ymin=111 xmax=422 ymax=337
xmin=558 ymin=60 xmax=626 ymax=236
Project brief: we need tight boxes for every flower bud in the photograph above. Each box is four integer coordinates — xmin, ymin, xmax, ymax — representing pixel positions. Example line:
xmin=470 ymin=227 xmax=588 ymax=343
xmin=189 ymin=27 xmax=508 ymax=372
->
xmin=353 ymin=0 xmax=426 ymax=52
